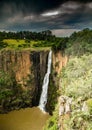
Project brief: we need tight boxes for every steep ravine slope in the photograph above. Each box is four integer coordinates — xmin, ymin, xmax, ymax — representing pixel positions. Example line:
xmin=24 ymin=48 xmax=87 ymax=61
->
xmin=0 ymin=49 xmax=49 ymax=113
xmin=44 ymin=53 xmax=92 ymax=130
xmin=58 ymin=54 xmax=92 ymax=130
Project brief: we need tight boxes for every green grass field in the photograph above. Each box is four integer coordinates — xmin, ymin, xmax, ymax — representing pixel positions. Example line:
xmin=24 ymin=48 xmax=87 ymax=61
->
xmin=1 ymin=39 xmax=51 ymax=51
xmin=3 ymin=39 xmax=37 ymax=48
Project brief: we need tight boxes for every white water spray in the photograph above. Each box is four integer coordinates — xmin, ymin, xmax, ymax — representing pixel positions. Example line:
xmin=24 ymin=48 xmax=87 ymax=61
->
xmin=39 ymin=50 xmax=52 ymax=112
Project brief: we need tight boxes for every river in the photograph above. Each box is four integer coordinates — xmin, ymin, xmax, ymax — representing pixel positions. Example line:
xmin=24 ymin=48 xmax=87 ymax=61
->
xmin=0 ymin=107 xmax=50 ymax=130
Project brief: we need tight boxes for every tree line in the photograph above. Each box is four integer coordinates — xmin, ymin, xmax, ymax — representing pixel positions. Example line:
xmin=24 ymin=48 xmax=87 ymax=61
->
xmin=0 ymin=30 xmax=55 ymax=41
xmin=0 ymin=28 xmax=92 ymax=53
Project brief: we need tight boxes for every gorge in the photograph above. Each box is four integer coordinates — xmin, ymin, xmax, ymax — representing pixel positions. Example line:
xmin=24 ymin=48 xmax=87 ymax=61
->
xmin=0 ymin=49 xmax=49 ymax=113
xmin=0 ymin=48 xmax=68 ymax=130
xmin=0 ymin=50 xmax=53 ymax=130
xmin=0 ymin=49 xmax=66 ymax=113
xmin=0 ymin=49 xmax=53 ymax=130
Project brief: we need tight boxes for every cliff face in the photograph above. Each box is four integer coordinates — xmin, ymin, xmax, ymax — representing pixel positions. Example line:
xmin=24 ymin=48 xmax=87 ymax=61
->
xmin=0 ymin=49 xmax=68 ymax=114
xmin=0 ymin=50 xmax=31 ymax=86
xmin=46 ymin=51 xmax=68 ymax=114
xmin=52 ymin=51 xmax=68 ymax=74
xmin=0 ymin=50 xmax=49 ymax=113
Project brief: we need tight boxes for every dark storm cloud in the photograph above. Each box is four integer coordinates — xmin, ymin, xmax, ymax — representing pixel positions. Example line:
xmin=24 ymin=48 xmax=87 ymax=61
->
xmin=0 ymin=0 xmax=92 ymax=36
xmin=0 ymin=0 xmax=92 ymax=14
xmin=0 ymin=0 xmax=62 ymax=15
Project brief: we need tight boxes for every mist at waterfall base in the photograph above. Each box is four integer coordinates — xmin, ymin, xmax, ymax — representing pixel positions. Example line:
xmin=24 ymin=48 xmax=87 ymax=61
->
xmin=39 ymin=50 xmax=52 ymax=112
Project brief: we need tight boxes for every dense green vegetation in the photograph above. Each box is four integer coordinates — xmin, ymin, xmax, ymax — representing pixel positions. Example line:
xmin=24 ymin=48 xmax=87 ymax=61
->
xmin=46 ymin=70 xmax=59 ymax=115
xmin=0 ymin=29 xmax=68 ymax=50
xmin=44 ymin=107 xmax=58 ymax=130
xmin=0 ymin=28 xmax=92 ymax=54
xmin=0 ymin=71 xmax=14 ymax=100
xmin=60 ymin=55 xmax=92 ymax=130
xmin=0 ymin=30 xmax=53 ymax=40
xmin=0 ymin=30 xmax=54 ymax=50
xmin=0 ymin=71 xmax=32 ymax=113
xmin=65 ymin=28 xmax=92 ymax=56
xmin=44 ymin=28 xmax=92 ymax=130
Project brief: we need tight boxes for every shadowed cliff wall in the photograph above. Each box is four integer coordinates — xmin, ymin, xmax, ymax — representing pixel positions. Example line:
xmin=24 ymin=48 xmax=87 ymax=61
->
xmin=0 ymin=49 xmax=49 ymax=113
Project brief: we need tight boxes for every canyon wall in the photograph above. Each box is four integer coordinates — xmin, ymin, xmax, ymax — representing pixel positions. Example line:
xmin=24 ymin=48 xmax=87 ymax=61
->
xmin=0 ymin=49 xmax=68 ymax=114
xmin=46 ymin=51 xmax=68 ymax=114
xmin=0 ymin=49 xmax=49 ymax=113
xmin=53 ymin=51 xmax=68 ymax=74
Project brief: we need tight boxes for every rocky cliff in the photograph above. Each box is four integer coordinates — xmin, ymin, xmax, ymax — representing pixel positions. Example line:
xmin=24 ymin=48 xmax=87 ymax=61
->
xmin=52 ymin=51 xmax=68 ymax=74
xmin=46 ymin=51 xmax=68 ymax=114
xmin=0 ymin=49 xmax=68 ymax=114
xmin=0 ymin=49 xmax=49 ymax=113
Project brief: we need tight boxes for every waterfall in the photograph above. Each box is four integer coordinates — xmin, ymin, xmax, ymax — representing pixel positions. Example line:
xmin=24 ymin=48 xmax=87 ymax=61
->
xmin=39 ymin=50 xmax=52 ymax=112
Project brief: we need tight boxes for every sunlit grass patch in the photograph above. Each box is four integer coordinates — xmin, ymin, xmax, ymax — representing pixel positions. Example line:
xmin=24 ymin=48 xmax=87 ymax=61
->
xmin=2 ymin=39 xmax=44 ymax=49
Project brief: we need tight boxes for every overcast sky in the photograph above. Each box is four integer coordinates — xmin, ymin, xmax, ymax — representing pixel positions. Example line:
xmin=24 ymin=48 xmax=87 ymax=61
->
xmin=0 ymin=0 xmax=92 ymax=36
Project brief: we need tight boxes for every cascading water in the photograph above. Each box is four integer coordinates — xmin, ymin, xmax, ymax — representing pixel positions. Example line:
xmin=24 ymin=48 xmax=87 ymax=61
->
xmin=39 ymin=50 xmax=52 ymax=112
